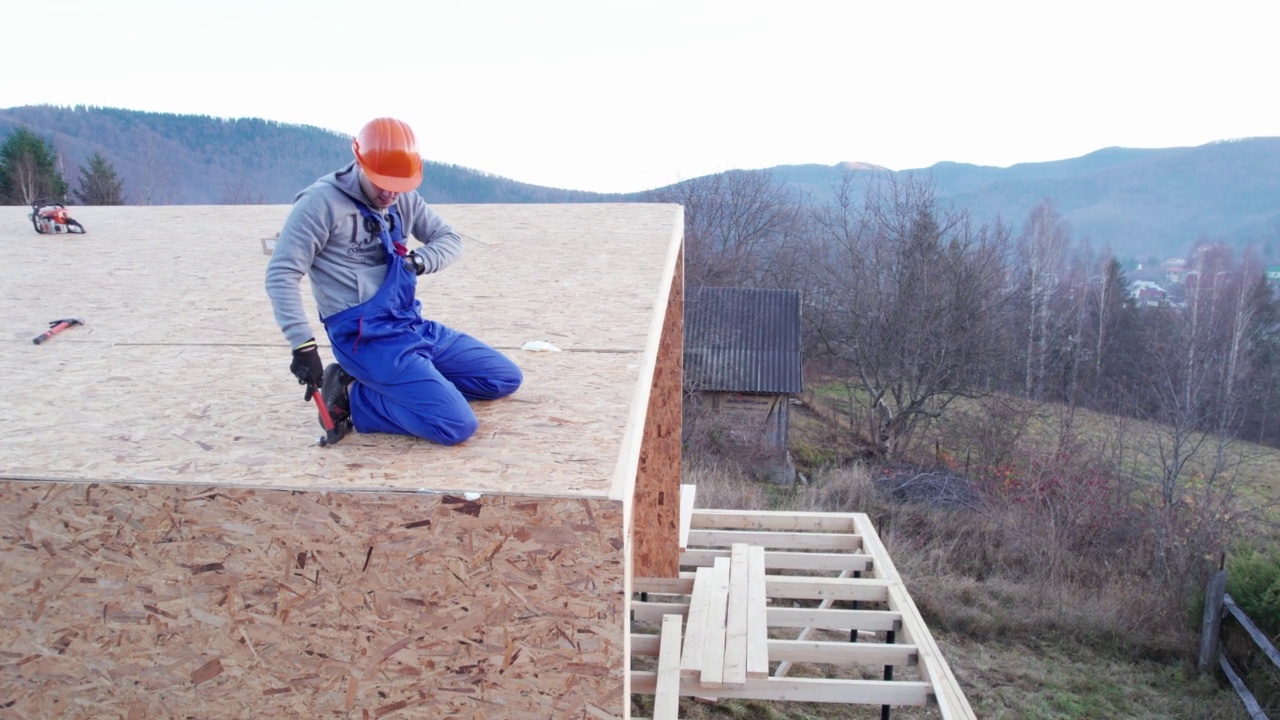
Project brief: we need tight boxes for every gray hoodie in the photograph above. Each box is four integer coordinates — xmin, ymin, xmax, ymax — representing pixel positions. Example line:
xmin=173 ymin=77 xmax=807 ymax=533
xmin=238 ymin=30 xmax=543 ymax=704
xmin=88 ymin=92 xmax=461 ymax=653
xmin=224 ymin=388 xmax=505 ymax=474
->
xmin=265 ymin=162 xmax=462 ymax=348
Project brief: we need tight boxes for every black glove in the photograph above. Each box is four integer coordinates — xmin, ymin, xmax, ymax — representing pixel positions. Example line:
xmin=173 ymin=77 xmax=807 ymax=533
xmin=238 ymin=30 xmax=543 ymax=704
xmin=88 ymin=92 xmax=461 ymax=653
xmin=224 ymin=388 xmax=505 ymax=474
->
xmin=290 ymin=339 xmax=324 ymax=387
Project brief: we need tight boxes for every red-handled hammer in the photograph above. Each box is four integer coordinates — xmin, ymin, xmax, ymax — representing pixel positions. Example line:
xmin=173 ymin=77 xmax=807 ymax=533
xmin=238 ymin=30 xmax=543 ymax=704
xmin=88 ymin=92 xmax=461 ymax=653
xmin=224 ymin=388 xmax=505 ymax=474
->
xmin=32 ymin=318 xmax=85 ymax=345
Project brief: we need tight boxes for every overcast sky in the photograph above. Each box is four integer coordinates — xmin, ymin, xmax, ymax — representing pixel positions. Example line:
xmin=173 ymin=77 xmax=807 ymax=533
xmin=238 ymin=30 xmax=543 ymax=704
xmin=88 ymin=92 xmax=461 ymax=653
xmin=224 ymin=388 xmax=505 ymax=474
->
xmin=3 ymin=0 xmax=1275 ymax=193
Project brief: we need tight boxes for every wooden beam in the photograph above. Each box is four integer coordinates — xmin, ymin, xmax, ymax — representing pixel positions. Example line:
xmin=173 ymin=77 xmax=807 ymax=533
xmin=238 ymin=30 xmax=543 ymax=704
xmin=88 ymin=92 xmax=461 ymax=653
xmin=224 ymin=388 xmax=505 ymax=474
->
xmin=766 ymin=576 xmax=890 ymax=603
xmin=679 ymin=484 xmax=696 ymax=551
xmin=678 ymin=566 xmax=714 ymax=678
xmin=682 ymin=548 xmax=874 ymax=573
xmin=722 ymin=545 xmax=751 ymax=688
xmin=746 ymin=545 xmax=769 ymax=680
xmin=631 ymin=672 xmax=932 ymax=706
xmin=632 ymin=601 xmax=902 ymax=632
xmin=1224 ymin=594 xmax=1280 ymax=670
xmin=687 ymin=529 xmax=861 ymax=551
xmin=854 ymin=514 xmax=975 ymax=719
xmin=768 ymin=639 xmax=917 ymax=666
xmin=635 ymin=577 xmax=694 ymax=595
xmin=690 ymin=509 xmax=860 ymax=532
xmin=653 ymin=615 xmax=683 ymax=720
xmin=1219 ymin=654 xmax=1267 ymax=720
xmin=698 ymin=558 xmax=732 ymax=689
xmin=633 ymin=635 xmax=918 ymax=668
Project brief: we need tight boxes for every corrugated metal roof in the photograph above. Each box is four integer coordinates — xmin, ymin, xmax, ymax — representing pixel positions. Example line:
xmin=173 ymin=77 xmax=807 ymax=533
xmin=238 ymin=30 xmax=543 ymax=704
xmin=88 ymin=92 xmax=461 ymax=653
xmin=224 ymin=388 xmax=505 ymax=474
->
xmin=684 ymin=287 xmax=803 ymax=394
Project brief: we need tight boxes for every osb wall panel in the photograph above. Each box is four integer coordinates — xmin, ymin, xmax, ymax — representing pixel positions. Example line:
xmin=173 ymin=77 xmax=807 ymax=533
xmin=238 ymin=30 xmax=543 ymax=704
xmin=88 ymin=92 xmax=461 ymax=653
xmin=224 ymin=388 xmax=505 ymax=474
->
xmin=0 ymin=481 xmax=625 ymax=719
xmin=631 ymin=249 xmax=683 ymax=578
xmin=0 ymin=203 xmax=685 ymax=500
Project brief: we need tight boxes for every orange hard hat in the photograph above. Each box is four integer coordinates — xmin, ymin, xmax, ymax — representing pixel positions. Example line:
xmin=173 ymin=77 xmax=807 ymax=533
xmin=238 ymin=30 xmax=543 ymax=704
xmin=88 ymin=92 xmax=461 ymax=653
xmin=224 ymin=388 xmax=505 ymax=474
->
xmin=352 ymin=117 xmax=423 ymax=192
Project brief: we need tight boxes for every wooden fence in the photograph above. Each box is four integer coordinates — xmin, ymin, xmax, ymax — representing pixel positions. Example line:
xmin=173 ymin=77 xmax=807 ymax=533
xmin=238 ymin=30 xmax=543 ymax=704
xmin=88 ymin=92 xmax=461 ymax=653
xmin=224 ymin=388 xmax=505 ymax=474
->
xmin=1200 ymin=569 xmax=1278 ymax=719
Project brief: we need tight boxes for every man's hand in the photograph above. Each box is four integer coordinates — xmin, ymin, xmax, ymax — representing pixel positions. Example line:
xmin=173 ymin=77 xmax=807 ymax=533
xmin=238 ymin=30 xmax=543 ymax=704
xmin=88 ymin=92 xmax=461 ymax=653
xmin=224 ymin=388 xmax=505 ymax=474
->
xmin=290 ymin=339 xmax=324 ymax=387
xmin=406 ymin=251 xmax=426 ymax=276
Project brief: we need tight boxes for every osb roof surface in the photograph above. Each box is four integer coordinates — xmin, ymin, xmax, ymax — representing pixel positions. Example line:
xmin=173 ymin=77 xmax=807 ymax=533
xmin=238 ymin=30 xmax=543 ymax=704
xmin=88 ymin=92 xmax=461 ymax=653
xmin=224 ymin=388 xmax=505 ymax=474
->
xmin=0 ymin=203 xmax=681 ymax=499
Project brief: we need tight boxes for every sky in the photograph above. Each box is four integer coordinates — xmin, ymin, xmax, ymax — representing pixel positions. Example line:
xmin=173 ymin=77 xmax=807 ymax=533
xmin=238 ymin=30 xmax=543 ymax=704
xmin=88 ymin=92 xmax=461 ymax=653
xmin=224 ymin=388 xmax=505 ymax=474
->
xmin=3 ymin=0 xmax=1276 ymax=193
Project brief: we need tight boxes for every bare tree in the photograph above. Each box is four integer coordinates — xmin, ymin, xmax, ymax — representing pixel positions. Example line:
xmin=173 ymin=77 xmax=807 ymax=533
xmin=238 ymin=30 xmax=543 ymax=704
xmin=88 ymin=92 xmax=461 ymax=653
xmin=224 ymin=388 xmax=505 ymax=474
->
xmin=806 ymin=172 xmax=1013 ymax=457
xmin=1017 ymin=199 xmax=1070 ymax=401
xmin=646 ymin=169 xmax=806 ymax=289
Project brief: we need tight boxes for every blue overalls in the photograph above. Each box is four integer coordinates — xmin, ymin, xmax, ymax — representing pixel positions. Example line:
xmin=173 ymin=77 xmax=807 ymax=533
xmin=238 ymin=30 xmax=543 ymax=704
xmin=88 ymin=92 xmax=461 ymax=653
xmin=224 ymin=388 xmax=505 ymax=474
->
xmin=321 ymin=201 xmax=522 ymax=445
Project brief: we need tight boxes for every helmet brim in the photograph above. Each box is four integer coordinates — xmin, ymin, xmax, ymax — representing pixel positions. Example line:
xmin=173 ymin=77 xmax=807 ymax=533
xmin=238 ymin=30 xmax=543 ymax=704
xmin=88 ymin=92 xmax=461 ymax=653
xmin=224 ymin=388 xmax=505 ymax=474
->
xmin=363 ymin=163 xmax=423 ymax=193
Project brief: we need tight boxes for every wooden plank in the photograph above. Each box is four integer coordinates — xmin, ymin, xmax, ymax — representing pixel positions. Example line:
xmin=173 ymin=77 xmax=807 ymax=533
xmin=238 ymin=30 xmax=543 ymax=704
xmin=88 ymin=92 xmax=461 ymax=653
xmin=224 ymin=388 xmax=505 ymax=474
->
xmin=631 ymin=672 xmax=932 ymax=706
xmin=722 ymin=544 xmax=751 ymax=688
xmin=690 ymin=509 xmax=860 ymax=533
xmin=746 ymin=545 xmax=769 ymax=680
xmin=679 ymin=483 xmax=697 ymax=551
xmin=687 ymin=529 xmax=861 ymax=551
xmin=653 ymin=615 xmax=684 ymax=720
xmin=633 ymin=602 xmax=902 ymax=632
xmin=1224 ymin=594 xmax=1280 ymax=670
xmin=698 ymin=558 xmax=732 ymax=689
xmin=765 ymin=606 xmax=902 ymax=632
xmin=765 ymin=576 xmax=891 ymax=603
xmin=768 ymin=640 xmax=918 ymax=666
xmin=1219 ymin=654 xmax=1268 ymax=720
xmin=632 ymin=635 xmax=918 ymax=667
xmin=635 ymin=577 xmax=695 ymax=595
xmin=678 ymin=566 xmax=714 ymax=677
xmin=682 ymin=548 xmax=874 ymax=573
xmin=854 ymin=513 xmax=975 ymax=719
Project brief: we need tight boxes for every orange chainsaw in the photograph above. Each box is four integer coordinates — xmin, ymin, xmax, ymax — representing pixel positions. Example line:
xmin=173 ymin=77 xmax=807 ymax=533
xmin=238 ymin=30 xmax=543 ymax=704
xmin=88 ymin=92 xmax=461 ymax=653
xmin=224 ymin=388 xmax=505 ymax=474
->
xmin=29 ymin=199 xmax=86 ymax=234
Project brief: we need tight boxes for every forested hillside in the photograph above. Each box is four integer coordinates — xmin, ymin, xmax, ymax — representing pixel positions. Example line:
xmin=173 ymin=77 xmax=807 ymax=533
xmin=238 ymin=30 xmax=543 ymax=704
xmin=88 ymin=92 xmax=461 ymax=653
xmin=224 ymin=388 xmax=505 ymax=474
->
xmin=769 ymin=137 xmax=1280 ymax=260
xmin=2 ymin=104 xmax=1277 ymax=260
xmin=0 ymin=105 xmax=625 ymax=205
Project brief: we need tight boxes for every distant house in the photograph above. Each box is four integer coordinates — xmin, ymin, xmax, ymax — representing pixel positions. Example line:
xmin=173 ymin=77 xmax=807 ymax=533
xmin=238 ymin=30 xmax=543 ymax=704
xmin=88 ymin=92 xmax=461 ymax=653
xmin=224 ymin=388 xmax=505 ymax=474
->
xmin=683 ymin=287 xmax=803 ymax=483
xmin=1130 ymin=280 xmax=1168 ymax=307
xmin=1164 ymin=258 xmax=1189 ymax=285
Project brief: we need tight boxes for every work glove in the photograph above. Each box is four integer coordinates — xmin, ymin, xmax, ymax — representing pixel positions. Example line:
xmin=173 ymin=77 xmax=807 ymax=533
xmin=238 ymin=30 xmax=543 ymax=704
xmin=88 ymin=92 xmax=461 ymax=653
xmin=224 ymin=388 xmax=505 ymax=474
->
xmin=290 ymin=339 xmax=324 ymax=388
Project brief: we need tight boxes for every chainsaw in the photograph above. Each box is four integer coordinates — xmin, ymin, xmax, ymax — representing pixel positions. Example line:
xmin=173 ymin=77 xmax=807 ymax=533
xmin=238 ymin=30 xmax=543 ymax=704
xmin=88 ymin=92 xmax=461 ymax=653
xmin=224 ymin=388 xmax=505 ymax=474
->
xmin=29 ymin=199 xmax=86 ymax=234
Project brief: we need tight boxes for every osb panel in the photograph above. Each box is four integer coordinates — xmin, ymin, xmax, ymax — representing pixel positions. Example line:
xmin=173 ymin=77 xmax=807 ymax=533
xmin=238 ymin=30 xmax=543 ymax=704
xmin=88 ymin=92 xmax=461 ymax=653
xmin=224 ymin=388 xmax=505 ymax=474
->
xmin=0 ymin=203 xmax=683 ymax=500
xmin=2 ymin=344 xmax=635 ymax=497
xmin=0 ymin=481 xmax=625 ymax=719
xmin=632 ymin=249 xmax=684 ymax=578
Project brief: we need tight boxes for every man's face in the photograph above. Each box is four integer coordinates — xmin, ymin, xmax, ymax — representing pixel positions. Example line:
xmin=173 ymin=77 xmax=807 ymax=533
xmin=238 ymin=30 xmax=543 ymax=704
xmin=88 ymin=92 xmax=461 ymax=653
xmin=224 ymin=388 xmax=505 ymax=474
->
xmin=358 ymin=169 xmax=400 ymax=209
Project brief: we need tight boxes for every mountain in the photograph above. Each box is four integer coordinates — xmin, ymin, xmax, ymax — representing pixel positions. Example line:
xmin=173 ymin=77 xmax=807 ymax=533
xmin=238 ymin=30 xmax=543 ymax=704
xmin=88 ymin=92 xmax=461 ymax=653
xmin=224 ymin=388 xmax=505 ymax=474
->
xmin=2 ymin=105 xmax=1277 ymax=259
xmin=771 ymin=139 xmax=1280 ymax=260
xmin=0 ymin=105 xmax=626 ymax=205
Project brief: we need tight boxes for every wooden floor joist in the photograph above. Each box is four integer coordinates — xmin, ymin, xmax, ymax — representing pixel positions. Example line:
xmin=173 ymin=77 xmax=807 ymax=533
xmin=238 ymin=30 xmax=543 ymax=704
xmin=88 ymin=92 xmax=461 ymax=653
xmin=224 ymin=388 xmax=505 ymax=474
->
xmin=631 ymin=505 xmax=976 ymax=718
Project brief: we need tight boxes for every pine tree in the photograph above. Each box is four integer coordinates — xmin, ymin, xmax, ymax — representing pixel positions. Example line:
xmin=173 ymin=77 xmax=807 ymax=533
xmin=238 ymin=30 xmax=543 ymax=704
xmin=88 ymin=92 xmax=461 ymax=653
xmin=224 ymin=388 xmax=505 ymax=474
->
xmin=74 ymin=151 xmax=126 ymax=205
xmin=0 ymin=127 xmax=69 ymax=205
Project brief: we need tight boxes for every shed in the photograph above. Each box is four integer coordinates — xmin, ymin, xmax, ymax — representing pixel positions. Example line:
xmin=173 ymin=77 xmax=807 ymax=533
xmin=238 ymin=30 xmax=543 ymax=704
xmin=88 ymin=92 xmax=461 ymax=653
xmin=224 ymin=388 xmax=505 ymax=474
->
xmin=683 ymin=287 xmax=802 ymax=482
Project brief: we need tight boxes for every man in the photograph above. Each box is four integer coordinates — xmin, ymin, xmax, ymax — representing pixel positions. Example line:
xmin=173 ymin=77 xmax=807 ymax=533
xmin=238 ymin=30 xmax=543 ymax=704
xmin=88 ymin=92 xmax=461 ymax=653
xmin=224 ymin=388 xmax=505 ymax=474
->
xmin=265 ymin=117 xmax=522 ymax=446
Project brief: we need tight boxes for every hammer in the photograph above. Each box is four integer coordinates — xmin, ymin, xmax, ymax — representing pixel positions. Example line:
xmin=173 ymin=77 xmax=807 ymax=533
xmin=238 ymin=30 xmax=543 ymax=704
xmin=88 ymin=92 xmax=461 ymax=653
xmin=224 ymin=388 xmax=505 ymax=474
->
xmin=33 ymin=318 xmax=85 ymax=345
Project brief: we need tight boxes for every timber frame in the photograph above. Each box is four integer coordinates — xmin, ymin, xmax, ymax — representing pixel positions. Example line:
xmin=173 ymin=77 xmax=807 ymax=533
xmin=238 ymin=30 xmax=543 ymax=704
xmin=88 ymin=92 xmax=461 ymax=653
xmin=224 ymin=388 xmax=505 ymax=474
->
xmin=630 ymin=487 xmax=975 ymax=719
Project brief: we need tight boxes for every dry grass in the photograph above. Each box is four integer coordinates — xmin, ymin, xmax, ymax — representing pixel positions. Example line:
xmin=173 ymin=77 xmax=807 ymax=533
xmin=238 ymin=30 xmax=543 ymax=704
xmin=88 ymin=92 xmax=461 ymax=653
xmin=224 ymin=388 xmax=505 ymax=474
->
xmin=656 ymin=444 xmax=1253 ymax=718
